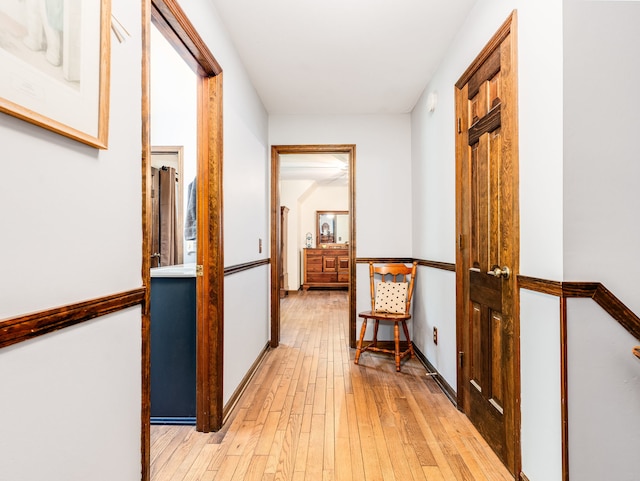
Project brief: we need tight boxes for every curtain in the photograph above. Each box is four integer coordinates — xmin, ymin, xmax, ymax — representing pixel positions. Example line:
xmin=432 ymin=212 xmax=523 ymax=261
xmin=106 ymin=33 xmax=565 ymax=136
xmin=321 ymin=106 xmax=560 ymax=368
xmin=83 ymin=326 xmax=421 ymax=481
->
xmin=151 ymin=167 xmax=183 ymax=267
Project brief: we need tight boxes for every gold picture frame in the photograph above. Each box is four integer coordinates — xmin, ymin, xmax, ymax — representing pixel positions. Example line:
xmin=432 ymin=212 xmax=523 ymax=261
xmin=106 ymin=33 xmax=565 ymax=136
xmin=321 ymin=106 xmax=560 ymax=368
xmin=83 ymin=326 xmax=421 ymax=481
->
xmin=0 ymin=0 xmax=111 ymax=149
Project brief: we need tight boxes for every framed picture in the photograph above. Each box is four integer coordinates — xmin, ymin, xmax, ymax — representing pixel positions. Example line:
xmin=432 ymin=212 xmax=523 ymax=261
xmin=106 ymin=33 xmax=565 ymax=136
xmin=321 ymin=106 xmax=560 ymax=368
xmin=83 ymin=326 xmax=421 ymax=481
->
xmin=0 ymin=0 xmax=111 ymax=149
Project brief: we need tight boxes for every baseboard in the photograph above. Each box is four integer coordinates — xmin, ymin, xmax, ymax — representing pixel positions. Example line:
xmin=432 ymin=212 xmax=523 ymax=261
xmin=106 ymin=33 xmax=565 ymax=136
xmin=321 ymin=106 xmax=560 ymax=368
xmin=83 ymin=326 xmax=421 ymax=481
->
xmin=222 ymin=341 xmax=270 ymax=423
xmin=150 ymin=416 xmax=196 ymax=425
xmin=413 ymin=345 xmax=458 ymax=408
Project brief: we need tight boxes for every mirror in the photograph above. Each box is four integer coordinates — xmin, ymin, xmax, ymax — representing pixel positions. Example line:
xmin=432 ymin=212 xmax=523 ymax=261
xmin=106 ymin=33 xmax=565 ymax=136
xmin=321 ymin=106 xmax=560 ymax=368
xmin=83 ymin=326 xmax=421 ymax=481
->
xmin=316 ymin=210 xmax=349 ymax=246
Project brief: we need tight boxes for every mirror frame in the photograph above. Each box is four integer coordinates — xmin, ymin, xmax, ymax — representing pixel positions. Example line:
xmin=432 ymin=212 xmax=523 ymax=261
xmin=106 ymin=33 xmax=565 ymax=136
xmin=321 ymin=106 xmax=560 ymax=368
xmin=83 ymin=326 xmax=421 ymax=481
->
xmin=316 ymin=210 xmax=349 ymax=247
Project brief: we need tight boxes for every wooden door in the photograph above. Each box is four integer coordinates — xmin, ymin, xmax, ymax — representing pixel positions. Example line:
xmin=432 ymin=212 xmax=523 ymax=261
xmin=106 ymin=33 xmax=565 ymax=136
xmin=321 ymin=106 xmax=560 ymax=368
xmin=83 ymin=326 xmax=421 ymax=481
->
xmin=455 ymin=12 xmax=519 ymax=476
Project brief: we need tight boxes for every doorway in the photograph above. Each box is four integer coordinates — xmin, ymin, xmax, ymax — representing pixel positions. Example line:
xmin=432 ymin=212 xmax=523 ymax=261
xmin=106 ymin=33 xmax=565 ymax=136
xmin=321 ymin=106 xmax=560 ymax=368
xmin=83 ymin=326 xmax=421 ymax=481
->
xmin=150 ymin=146 xmax=186 ymax=269
xmin=454 ymin=12 xmax=520 ymax=476
xmin=270 ymin=145 xmax=357 ymax=348
xmin=142 ymin=1 xmax=224 ymax=478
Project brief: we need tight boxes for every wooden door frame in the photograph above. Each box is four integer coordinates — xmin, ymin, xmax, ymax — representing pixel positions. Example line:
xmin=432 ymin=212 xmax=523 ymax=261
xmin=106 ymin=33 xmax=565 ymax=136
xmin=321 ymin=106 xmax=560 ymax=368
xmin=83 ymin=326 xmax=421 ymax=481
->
xmin=454 ymin=11 xmax=521 ymax=476
xmin=142 ymin=1 xmax=223 ymax=478
xmin=270 ymin=145 xmax=357 ymax=348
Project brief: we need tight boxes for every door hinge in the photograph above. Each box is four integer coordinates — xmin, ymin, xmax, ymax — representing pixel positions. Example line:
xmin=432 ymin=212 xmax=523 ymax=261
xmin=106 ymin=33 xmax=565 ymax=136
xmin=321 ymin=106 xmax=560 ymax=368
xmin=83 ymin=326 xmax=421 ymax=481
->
xmin=458 ymin=234 xmax=464 ymax=250
xmin=458 ymin=351 xmax=464 ymax=368
xmin=196 ymin=265 xmax=204 ymax=277
xmin=457 ymin=117 xmax=462 ymax=134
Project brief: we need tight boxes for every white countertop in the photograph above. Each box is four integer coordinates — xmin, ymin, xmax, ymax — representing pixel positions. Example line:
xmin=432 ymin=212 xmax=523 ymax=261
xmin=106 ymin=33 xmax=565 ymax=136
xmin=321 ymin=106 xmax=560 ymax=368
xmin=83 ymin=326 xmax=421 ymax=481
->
xmin=150 ymin=264 xmax=197 ymax=278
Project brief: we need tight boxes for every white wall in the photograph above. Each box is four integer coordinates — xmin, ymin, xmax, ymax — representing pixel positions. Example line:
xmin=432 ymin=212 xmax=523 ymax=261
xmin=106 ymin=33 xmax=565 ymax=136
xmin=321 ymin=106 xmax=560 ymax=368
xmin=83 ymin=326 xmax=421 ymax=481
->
xmin=179 ymin=1 xmax=271 ymax=404
xmin=299 ymin=185 xmax=349 ymax=250
xmin=520 ymin=291 xmax=563 ymax=481
xmin=411 ymin=1 xmax=640 ymax=479
xmin=150 ymin=25 xmax=197 ymax=263
xmin=281 ymin=179 xmax=314 ymax=290
xmin=0 ymin=311 xmax=141 ymax=481
xmin=410 ymin=1 xmax=565 ymax=480
xmin=0 ymin=0 xmax=142 ymax=479
xmin=567 ymin=299 xmax=640 ymax=481
xmin=280 ymin=181 xmax=348 ymax=290
xmin=563 ymin=0 xmax=640 ymax=313
xmin=224 ymin=267 xmax=270 ymax=405
xmin=412 ymin=0 xmax=564 ymax=279
xmin=178 ymin=1 xmax=269 ymax=270
xmin=563 ymin=2 xmax=640 ymax=480
xmin=270 ymin=114 xmax=412 ymax=340
xmin=270 ymin=114 xmax=412 ymax=259
xmin=299 ymin=184 xmax=348 ymax=288
xmin=0 ymin=0 xmax=274 ymax=476
xmin=411 ymin=267 xmax=457 ymax=382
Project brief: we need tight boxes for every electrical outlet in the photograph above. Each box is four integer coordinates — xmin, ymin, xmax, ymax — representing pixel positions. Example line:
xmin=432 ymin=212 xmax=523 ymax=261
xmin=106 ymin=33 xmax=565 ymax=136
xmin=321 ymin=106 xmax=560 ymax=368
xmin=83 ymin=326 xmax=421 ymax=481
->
xmin=433 ymin=326 xmax=438 ymax=345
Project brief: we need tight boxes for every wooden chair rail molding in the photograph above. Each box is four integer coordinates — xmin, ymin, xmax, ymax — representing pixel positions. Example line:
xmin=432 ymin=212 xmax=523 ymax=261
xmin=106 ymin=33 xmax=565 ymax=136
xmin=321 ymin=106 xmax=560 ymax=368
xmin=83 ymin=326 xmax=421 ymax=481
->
xmin=518 ymin=276 xmax=640 ymax=342
xmin=353 ymin=263 xmax=638 ymax=341
xmin=417 ymin=259 xmax=456 ymax=271
xmin=0 ymin=288 xmax=146 ymax=350
xmin=224 ymin=259 xmax=270 ymax=276
xmin=356 ymin=257 xmax=414 ymax=264
xmin=356 ymin=257 xmax=456 ymax=272
xmin=352 ymin=265 xmax=639 ymax=339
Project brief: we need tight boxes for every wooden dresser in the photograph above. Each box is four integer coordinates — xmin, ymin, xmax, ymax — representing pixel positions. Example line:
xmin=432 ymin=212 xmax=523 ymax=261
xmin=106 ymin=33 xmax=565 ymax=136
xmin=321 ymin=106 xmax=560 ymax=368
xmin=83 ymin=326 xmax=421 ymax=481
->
xmin=302 ymin=247 xmax=349 ymax=290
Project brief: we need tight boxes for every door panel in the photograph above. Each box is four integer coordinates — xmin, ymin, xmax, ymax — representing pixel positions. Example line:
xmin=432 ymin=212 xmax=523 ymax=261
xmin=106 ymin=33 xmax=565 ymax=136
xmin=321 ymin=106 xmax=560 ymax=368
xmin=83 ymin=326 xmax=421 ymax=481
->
xmin=467 ymin=77 xmax=509 ymax=464
xmin=469 ymin=269 xmax=505 ymax=454
xmin=456 ymin=11 xmax=519 ymax=476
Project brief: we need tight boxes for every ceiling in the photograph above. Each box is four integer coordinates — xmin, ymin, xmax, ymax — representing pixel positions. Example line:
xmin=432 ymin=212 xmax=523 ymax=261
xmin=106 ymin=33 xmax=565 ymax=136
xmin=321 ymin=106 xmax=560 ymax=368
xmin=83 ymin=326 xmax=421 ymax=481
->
xmin=210 ymin=0 xmax=477 ymax=115
xmin=279 ymin=153 xmax=349 ymax=185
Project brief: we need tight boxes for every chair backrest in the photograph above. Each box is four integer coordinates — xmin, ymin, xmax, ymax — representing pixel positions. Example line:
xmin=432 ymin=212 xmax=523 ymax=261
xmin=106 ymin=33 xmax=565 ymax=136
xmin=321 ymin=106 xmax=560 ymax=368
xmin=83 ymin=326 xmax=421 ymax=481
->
xmin=368 ymin=262 xmax=418 ymax=314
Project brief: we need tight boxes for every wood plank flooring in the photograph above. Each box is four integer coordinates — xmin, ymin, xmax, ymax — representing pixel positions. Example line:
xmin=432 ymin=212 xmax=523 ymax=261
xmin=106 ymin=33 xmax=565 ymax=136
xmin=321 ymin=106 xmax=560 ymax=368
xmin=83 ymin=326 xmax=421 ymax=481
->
xmin=151 ymin=290 xmax=514 ymax=481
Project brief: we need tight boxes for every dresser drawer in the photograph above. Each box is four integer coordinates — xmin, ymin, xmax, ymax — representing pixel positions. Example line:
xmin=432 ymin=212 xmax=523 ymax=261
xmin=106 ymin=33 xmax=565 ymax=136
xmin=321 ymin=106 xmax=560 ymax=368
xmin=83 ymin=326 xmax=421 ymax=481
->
xmin=337 ymin=256 xmax=349 ymax=271
xmin=306 ymin=263 xmax=322 ymax=273
xmin=307 ymin=272 xmax=338 ymax=283
xmin=338 ymin=273 xmax=350 ymax=282
xmin=305 ymin=254 xmax=321 ymax=270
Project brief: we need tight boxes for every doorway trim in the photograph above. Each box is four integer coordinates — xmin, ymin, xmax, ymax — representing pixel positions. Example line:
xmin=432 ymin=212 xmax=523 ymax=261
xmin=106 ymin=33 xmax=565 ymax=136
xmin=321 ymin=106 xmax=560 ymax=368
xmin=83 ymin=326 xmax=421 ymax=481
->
xmin=270 ymin=145 xmax=357 ymax=348
xmin=142 ymin=1 xmax=223 ymax=478
xmin=454 ymin=10 xmax=521 ymax=476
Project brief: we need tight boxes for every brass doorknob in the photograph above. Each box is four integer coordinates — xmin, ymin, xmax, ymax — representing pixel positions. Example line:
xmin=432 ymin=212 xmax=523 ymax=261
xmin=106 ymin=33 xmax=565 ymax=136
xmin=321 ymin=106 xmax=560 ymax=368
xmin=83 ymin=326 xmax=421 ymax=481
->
xmin=488 ymin=266 xmax=511 ymax=279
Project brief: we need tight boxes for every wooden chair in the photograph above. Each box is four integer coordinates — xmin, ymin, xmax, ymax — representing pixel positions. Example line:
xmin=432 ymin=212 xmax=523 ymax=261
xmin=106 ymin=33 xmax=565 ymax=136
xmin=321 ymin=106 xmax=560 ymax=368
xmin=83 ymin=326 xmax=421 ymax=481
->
xmin=354 ymin=262 xmax=418 ymax=372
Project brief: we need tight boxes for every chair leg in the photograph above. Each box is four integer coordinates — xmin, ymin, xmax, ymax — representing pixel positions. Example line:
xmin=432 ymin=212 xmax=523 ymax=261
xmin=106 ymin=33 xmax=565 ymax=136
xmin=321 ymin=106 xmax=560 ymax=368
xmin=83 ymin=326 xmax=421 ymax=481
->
xmin=394 ymin=322 xmax=401 ymax=372
xmin=354 ymin=318 xmax=367 ymax=365
xmin=372 ymin=320 xmax=379 ymax=348
xmin=402 ymin=320 xmax=415 ymax=358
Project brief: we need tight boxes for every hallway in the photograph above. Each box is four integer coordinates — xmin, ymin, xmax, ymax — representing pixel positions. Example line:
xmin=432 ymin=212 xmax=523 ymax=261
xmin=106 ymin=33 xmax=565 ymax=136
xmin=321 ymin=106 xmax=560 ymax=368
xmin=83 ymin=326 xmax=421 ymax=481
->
xmin=150 ymin=290 xmax=513 ymax=480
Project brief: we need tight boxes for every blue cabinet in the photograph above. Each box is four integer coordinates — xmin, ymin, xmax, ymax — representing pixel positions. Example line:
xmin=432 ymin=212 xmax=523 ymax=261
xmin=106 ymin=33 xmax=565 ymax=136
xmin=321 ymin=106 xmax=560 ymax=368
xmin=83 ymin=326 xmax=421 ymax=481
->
xmin=150 ymin=273 xmax=196 ymax=424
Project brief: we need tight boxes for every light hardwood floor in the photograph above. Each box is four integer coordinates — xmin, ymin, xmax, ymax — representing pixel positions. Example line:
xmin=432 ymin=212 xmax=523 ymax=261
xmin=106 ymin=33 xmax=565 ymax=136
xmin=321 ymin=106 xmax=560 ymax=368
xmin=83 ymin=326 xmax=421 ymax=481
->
xmin=151 ymin=290 xmax=513 ymax=481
